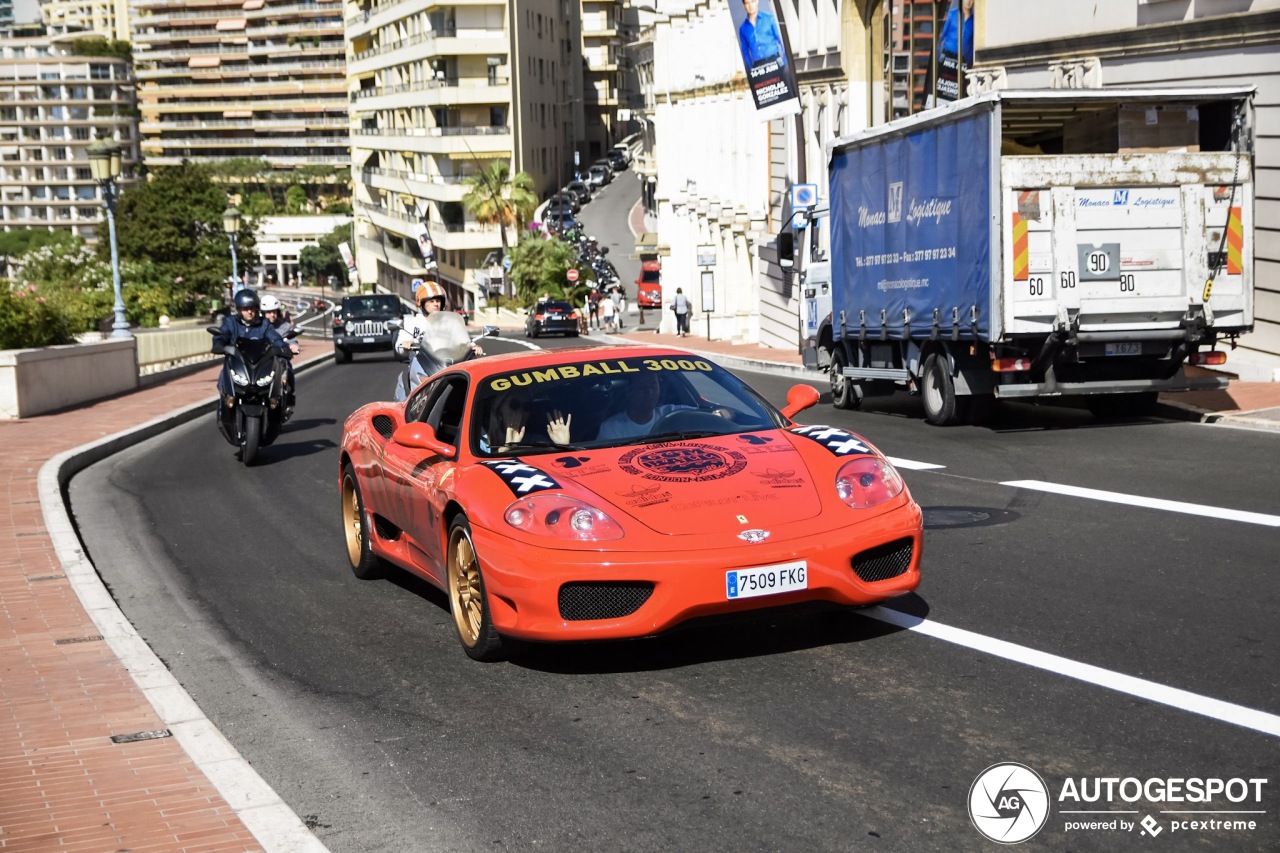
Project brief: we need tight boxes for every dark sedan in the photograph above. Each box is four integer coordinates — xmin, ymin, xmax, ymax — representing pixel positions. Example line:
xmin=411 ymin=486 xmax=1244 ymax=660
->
xmin=524 ymin=299 xmax=580 ymax=338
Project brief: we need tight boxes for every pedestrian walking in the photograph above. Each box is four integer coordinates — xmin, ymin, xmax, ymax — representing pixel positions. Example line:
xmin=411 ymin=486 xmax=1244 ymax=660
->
xmin=600 ymin=293 xmax=617 ymax=333
xmin=610 ymin=286 xmax=624 ymax=330
xmin=588 ymin=288 xmax=601 ymax=329
xmin=672 ymin=287 xmax=691 ymax=337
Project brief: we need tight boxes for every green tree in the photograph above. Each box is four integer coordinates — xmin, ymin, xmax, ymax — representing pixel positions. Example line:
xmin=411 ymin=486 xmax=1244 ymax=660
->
xmin=113 ymin=162 xmax=254 ymax=305
xmin=461 ymin=161 xmax=538 ymax=264
xmin=285 ymin=184 xmax=309 ymax=214
xmin=241 ymin=191 xmax=276 ymax=218
xmin=508 ymin=233 xmax=579 ymax=306
xmin=296 ymin=224 xmax=350 ymax=287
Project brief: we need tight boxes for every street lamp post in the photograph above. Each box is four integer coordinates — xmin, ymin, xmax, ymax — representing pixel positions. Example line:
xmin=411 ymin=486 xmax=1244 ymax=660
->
xmin=87 ymin=141 xmax=131 ymax=339
xmin=222 ymin=206 xmax=242 ymax=295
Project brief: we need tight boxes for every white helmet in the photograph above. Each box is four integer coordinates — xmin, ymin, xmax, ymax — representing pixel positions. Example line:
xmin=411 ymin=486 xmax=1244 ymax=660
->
xmin=260 ymin=294 xmax=282 ymax=312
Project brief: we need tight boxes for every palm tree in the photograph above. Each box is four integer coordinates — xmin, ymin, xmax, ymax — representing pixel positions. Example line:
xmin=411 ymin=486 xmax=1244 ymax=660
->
xmin=461 ymin=160 xmax=538 ymax=262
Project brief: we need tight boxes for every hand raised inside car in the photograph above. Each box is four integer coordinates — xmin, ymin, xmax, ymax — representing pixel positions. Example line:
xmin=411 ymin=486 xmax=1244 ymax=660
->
xmin=547 ymin=410 xmax=572 ymax=445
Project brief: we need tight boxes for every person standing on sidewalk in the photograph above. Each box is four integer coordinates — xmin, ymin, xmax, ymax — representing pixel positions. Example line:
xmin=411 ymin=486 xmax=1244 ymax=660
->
xmin=672 ymin=287 xmax=691 ymax=337
xmin=600 ymin=292 xmax=617 ymax=333
xmin=588 ymin=288 xmax=601 ymax=330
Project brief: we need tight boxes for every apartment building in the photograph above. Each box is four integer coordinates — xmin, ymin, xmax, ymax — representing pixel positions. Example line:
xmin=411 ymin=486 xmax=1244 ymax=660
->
xmin=0 ymin=35 xmax=137 ymax=241
xmin=642 ymin=0 xmax=878 ymax=350
xmin=129 ymin=0 xmax=349 ymax=169
xmin=41 ymin=0 xmax=131 ymax=41
xmin=975 ymin=0 xmax=1280 ymax=376
xmin=580 ymin=0 xmax=626 ymax=163
xmin=346 ymin=0 xmax=580 ymax=303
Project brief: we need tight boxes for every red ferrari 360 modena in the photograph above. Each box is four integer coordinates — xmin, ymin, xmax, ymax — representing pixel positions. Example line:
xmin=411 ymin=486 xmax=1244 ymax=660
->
xmin=339 ymin=345 xmax=922 ymax=661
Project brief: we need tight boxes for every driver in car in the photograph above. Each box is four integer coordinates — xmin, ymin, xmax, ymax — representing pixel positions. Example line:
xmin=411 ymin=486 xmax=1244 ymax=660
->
xmin=596 ymin=373 xmax=698 ymax=441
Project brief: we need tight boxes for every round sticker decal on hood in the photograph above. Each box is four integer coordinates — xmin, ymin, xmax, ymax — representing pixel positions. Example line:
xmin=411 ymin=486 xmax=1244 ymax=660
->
xmin=618 ymin=443 xmax=748 ymax=482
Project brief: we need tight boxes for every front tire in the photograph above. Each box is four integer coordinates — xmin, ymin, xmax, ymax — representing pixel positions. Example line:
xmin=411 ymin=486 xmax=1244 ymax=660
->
xmin=241 ymin=414 xmax=262 ymax=465
xmin=335 ymin=347 xmax=352 ymax=364
xmin=829 ymin=348 xmax=862 ymax=410
xmin=341 ymin=463 xmax=384 ymax=580
xmin=447 ymin=517 xmax=505 ymax=662
xmin=922 ymin=353 xmax=968 ymax=426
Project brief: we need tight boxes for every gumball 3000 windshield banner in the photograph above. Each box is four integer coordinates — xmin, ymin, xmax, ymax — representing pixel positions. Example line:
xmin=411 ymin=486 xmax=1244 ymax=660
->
xmin=729 ymin=0 xmax=800 ymax=121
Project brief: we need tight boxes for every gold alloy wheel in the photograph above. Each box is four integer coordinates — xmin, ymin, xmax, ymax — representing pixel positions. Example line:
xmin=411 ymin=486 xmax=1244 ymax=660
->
xmin=448 ymin=525 xmax=483 ymax=648
xmin=342 ymin=472 xmax=363 ymax=568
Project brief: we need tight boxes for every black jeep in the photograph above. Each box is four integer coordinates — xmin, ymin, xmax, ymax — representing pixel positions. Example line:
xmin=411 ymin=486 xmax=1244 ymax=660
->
xmin=332 ymin=294 xmax=407 ymax=363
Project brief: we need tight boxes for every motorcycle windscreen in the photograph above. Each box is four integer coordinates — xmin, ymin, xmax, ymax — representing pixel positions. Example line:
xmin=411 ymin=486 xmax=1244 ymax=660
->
xmin=420 ymin=312 xmax=472 ymax=363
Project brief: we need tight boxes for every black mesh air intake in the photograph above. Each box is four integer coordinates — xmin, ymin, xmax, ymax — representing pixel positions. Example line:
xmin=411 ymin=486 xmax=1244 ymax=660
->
xmin=372 ymin=415 xmax=395 ymax=439
xmin=851 ymin=538 xmax=914 ymax=583
xmin=558 ymin=582 xmax=655 ymax=621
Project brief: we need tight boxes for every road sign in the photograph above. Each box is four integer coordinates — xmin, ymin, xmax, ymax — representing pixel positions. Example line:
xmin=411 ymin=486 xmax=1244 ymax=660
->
xmin=790 ymin=183 xmax=818 ymax=209
xmin=567 ymin=268 xmax=579 ymax=282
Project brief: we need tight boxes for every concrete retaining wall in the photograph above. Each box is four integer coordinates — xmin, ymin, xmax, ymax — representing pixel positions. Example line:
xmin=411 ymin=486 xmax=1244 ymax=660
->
xmin=0 ymin=339 xmax=139 ymax=419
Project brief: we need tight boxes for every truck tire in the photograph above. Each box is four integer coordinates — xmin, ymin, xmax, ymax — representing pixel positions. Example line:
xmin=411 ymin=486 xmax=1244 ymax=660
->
xmin=922 ymin=353 xmax=968 ymax=426
xmin=1087 ymin=392 xmax=1158 ymax=419
xmin=829 ymin=349 xmax=862 ymax=410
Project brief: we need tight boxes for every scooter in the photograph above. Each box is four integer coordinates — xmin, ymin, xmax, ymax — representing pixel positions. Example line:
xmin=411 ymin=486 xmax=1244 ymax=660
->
xmin=392 ymin=312 xmax=499 ymax=402
xmin=207 ymin=326 xmax=299 ymax=465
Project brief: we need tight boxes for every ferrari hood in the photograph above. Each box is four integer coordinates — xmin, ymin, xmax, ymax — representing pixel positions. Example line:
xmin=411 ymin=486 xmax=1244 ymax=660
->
xmin=480 ymin=430 xmax=849 ymax=535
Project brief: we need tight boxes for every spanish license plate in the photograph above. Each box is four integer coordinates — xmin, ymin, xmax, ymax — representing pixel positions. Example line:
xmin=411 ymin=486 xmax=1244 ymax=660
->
xmin=362 ymin=337 xmax=375 ymax=344
xmin=726 ymin=561 xmax=807 ymax=600
xmin=1104 ymin=342 xmax=1142 ymax=357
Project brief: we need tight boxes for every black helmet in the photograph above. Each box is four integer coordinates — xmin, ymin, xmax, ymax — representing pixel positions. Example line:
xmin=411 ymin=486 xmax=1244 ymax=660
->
xmin=233 ymin=289 xmax=260 ymax=312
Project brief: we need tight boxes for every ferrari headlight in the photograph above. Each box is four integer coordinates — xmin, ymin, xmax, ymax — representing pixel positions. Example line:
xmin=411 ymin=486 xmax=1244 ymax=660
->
xmin=835 ymin=455 xmax=904 ymax=509
xmin=230 ymin=371 xmax=249 ymax=386
xmin=504 ymin=494 xmax=624 ymax=541
xmin=255 ymin=372 xmax=274 ymax=386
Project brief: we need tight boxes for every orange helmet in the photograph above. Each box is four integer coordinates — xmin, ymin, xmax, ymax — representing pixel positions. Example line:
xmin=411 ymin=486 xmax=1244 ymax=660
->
xmin=414 ymin=280 xmax=447 ymax=306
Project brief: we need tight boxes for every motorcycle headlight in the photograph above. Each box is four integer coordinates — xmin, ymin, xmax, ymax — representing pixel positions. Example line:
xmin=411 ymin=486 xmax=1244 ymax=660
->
xmin=255 ymin=372 xmax=274 ymax=386
xmin=504 ymin=494 xmax=624 ymax=541
xmin=230 ymin=371 xmax=249 ymax=386
xmin=835 ymin=455 xmax=904 ymax=509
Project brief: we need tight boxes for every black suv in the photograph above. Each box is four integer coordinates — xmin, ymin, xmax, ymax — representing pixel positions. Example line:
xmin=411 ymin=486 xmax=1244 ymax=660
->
xmin=333 ymin=294 xmax=407 ymax=363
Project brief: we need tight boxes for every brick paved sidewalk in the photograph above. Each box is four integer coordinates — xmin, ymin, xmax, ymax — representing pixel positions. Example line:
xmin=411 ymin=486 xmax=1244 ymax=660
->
xmin=1 ymin=350 xmax=331 ymax=853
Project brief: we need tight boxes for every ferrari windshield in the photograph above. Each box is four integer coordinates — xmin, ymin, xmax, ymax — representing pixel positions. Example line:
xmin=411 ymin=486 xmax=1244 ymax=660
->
xmin=472 ymin=355 xmax=784 ymax=456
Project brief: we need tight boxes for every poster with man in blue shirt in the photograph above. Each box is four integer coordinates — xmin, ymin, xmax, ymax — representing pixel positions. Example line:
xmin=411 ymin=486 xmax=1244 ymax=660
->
xmin=729 ymin=0 xmax=800 ymax=121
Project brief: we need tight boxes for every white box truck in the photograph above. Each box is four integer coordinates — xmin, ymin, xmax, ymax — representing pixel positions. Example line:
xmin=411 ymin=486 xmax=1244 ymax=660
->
xmin=797 ymin=87 xmax=1255 ymax=425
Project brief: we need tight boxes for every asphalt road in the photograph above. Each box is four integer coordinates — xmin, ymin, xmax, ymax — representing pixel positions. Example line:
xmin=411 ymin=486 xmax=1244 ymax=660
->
xmin=70 ymin=335 xmax=1280 ymax=851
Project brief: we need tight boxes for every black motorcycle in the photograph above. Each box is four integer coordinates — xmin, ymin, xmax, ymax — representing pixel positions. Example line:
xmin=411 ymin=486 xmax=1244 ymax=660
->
xmin=207 ymin=326 xmax=298 ymax=465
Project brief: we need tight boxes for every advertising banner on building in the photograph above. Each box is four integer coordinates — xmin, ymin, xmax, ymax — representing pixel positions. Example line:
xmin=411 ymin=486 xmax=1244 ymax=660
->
xmin=411 ymin=221 xmax=437 ymax=269
xmin=338 ymin=241 xmax=359 ymax=285
xmin=728 ymin=0 xmax=800 ymax=121
xmin=932 ymin=0 xmax=975 ymax=104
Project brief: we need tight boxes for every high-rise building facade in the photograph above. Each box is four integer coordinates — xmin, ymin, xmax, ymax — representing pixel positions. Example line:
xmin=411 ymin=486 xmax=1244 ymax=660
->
xmin=346 ymin=0 xmax=580 ymax=303
xmin=41 ymin=0 xmax=131 ymax=40
xmin=129 ymin=0 xmax=349 ymax=168
xmin=0 ymin=36 xmax=137 ymax=241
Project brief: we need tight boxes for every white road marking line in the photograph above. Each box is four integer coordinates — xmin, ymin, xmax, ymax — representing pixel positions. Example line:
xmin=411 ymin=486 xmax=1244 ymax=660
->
xmin=1001 ymin=479 xmax=1280 ymax=527
xmin=865 ymin=606 xmax=1280 ymax=739
xmin=887 ymin=456 xmax=946 ymax=470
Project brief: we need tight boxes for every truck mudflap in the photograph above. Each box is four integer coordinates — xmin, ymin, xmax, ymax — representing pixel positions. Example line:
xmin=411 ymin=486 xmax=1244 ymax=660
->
xmin=995 ymin=370 xmax=1227 ymax=399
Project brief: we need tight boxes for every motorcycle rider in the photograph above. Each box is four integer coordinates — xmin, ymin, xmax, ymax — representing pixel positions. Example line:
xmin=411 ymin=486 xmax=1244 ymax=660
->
xmin=260 ymin=294 xmax=300 ymax=416
xmin=211 ymin=289 xmax=293 ymax=428
xmin=394 ymin=280 xmax=484 ymax=358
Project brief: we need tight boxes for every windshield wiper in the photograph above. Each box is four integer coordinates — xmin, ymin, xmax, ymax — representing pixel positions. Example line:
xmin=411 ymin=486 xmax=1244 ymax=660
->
xmin=644 ymin=430 xmax=723 ymax=443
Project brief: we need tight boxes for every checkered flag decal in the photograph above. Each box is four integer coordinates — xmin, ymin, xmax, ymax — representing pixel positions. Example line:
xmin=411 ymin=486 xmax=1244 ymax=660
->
xmin=479 ymin=459 xmax=561 ymax=495
xmin=790 ymin=425 xmax=872 ymax=457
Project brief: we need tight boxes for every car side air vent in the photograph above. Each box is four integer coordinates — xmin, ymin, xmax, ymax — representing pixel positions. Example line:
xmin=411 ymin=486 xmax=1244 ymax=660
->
xmin=558 ymin=582 xmax=655 ymax=621
xmin=372 ymin=415 xmax=395 ymax=439
xmin=851 ymin=538 xmax=914 ymax=583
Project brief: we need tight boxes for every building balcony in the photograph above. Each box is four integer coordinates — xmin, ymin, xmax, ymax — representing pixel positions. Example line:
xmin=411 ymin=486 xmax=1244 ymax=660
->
xmin=349 ymin=77 xmax=510 ymax=111
xmin=352 ymin=125 xmax=512 ymax=156
xmin=347 ymin=31 xmax=508 ymax=77
xmin=358 ymin=164 xmax=469 ymax=202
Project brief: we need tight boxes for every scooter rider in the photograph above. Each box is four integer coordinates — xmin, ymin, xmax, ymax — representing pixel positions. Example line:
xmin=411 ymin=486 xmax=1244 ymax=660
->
xmin=260 ymin=294 xmax=300 ymax=415
xmin=211 ymin=289 xmax=293 ymax=424
xmin=394 ymin=280 xmax=484 ymax=358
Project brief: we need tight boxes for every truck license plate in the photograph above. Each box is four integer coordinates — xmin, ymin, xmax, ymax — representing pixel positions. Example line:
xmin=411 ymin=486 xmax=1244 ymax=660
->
xmin=362 ymin=337 xmax=375 ymax=344
xmin=1104 ymin=342 xmax=1142 ymax=357
xmin=726 ymin=561 xmax=807 ymax=600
